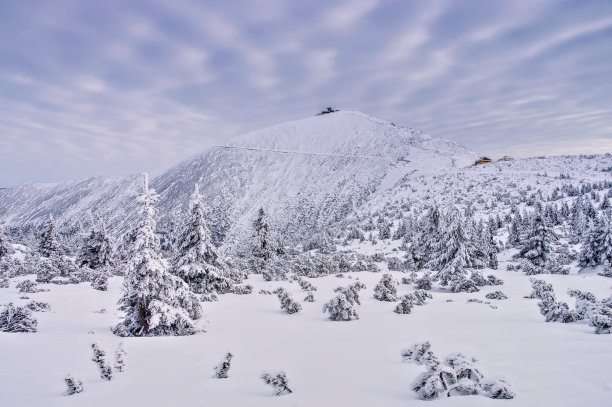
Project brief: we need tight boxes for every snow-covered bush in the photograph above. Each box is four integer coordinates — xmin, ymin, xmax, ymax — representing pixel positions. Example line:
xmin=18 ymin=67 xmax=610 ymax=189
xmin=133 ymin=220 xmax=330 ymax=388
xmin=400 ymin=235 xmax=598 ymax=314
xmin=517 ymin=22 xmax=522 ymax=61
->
xmin=568 ymin=289 xmax=597 ymax=318
xmin=415 ymin=273 xmax=434 ymax=290
xmin=91 ymin=343 xmax=112 ymax=381
xmin=0 ymin=276 xmax=9 ymax=288
xmin=449 ymin=275 xmax=479 ymax=293
xmin=402 ymin=342 xmax=514 ymax=400
xmin=276 ymin=288 xmax=302 ymax=314
xmin=214 ymin=352 xmax=233 ymax=378
xmin=261 ymin=372 xmax=292 ymax=396
xmin=303 ymin=291 xmax=315 ymax=302
xmin=114 ymin=344 xmax=126 ymax=372
xmin=26 ymin=301 xmax=51 ymax=312
xmin=395 ymin=290 xmax=433 ymax=314
xmin=297 ymin=278 xmax=317 ymax=292
xmin=323 ymin=292 xmax=359 ymax=321
xmin=537 ymin=293 xmax=579 ymax=323
xmin=526 ymin=278 xmax=553 ymax=299
xmin=394 ymin=296 xmax=414 ymax=314
xmin=0 ymin=303 xmax=38 ymax=332
xmin=64 ymin=375 xmax=84 ymax=395
xmin=487 ymin=274 xmax=504 ymax=285
xmin=231 ymin=284 xmax=253 ymax=295
xmin=485 ymin=291 xmax=507 ymax=300
xmin=91 ymin=267 xmax=110 ymax=291
xmin=373 ymin=273 xmax=398 ymax=301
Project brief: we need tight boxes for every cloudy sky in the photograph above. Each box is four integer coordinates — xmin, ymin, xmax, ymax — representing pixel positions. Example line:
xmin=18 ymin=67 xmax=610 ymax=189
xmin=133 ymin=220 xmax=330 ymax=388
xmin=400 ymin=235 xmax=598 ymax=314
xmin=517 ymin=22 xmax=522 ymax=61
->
xmin=1 ymin=0 xmax=612 ymax=187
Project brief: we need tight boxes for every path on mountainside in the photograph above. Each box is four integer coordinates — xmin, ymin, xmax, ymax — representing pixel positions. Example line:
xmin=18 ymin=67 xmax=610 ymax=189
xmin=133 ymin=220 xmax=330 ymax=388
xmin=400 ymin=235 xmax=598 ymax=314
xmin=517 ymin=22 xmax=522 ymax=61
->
xmin=213 ymin=145 xmax=386 ymax=160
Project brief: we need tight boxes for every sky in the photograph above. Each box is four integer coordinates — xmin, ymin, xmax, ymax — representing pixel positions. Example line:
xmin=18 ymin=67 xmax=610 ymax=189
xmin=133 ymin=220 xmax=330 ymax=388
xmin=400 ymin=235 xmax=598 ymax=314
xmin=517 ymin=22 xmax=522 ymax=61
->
xmin=1 ymin=0 xmax=612 ymax=187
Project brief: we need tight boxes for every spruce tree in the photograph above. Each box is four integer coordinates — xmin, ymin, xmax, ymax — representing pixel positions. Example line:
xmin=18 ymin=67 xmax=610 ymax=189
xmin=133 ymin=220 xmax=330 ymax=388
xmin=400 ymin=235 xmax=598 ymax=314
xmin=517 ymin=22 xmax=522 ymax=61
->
xmin=113 ymin=174 xmax=202 ymax=337
xmin=79 ymin=219 xmax=114 ymax=271
xmin=579 ymin=214 xmax=612 ymax=268
xmin=39 ymin=215 xmax=62 ymax=258
xmin=253 ymin=207 xmax=272 ymax=262
xmin=519 ymin=211 xmax=558 ymax=270
xmin=173 ymin=184 xmax=234 ymax=294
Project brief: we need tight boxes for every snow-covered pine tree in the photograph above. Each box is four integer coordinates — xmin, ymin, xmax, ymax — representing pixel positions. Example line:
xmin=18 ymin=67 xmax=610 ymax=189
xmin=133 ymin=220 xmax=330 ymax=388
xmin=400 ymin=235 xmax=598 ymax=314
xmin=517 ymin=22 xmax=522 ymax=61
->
xmin=214 ymin=352 xmax=233 ymax=378
xmin=39 ymin=214 xmax=62 ymax=258
xmin=373 ymin=273 xmax=399 ymax=301
xmin=261 ymin=372 xmax=292 ymax=396
xmin=0 ymin=229 xmax=10 ymax=261
xmin=252 ymin=208 xmax=272 ymax=269
xmin=432 ymin=211 xmax=483 ymax=289
xmin=91 ymin=343 xmax=112 ymax=381
xmin=579 ymin=214 xmax=612 ymax=268
xmin=173 ymin=184 xmax=235 ymax=294
xmin=78 ymin=219 xmax=115 ymax=272
xmin=519 ymin=210 xmax=558 ymax=272
xmin=113 ymin=174 xmax=202 ymax=337
xmin=64 ymin=375 xmax=84 ymax=395
xmin=588 ymin=296 xmax=612 ymax=334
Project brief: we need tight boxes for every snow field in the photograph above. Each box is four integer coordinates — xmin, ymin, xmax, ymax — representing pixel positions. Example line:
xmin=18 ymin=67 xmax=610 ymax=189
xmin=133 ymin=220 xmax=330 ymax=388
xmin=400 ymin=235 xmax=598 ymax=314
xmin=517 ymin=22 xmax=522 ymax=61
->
xmin=1 ymin=266 xmax=610 ymax=407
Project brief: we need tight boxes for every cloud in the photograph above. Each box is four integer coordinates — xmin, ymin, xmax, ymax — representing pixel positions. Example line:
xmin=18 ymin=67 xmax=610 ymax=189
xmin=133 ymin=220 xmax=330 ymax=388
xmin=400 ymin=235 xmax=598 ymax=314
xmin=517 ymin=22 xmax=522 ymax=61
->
xmin=1 ymin=0 xmax=611 ymax=187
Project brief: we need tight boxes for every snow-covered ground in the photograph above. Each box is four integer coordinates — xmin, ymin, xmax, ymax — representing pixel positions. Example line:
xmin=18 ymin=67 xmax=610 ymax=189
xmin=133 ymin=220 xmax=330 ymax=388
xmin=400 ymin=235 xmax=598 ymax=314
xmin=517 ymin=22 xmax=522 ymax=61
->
xmin=1 ymin=264 xmax=610 ymax=406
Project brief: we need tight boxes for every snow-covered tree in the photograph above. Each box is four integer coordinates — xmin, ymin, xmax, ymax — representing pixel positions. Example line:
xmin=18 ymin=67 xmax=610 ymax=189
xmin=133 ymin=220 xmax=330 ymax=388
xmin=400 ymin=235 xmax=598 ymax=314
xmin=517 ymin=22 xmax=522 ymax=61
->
xmin=173 ymin=184 xmax=235 ymax=294
xmin=214 ymin=352 xmax=233 ymax=378
xmin=252 ymin=207 xmax=272 ymax=265
xmin=113 ymin=174 xmax=202 ymax=337
xmin=519 ymin=211 xmax=559 ymax=272
xmin=323 ymin=282 xmax=366 ymax=321
xmin=261 ymin=372 xmax=292 ymax=396
xmin=91 ymin=343 xmax=112 ymax=381
xmin=78 ymin=220 xmax=114 ymax=271
xmin=588 ymin=296 xmax=612 ymax=334
xmin=0 ymin=229 xmax=11 ymax=261
xmin=39 ymin=215 xmax=62 ymax=258
xmin=373 ymin=273 xmax=399 ymax=301
xmin=0 ymin=303 xmax=38 ymax=332
xmin=579 ymin=214 xmax=612 ymax=268
xmin=275 ymin=288 xmax=302 ymax=314
xmin=64 ymin=375 xmax=84 ymax=395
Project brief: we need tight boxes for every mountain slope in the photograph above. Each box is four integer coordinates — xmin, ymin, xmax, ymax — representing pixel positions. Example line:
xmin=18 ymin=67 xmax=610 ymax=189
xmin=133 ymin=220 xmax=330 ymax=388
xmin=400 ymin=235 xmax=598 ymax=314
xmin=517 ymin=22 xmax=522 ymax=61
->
xmin=0 ymin=111 xmax=478 ymax=250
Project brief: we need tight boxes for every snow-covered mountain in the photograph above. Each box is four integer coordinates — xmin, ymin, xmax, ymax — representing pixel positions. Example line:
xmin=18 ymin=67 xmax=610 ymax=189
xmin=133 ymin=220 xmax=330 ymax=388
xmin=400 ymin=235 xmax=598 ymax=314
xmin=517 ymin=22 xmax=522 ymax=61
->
xmin=0 ymin=111 xmax=477 ymax=249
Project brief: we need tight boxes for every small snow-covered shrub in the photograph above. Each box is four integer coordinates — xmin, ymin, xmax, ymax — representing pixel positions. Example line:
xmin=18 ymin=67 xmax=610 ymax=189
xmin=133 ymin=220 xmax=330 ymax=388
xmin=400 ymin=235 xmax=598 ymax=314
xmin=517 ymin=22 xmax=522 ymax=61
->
xmin=232 ymin=284 xmax=253 ymax=295
xmin=16 ymin=279 xmax=39 ymax=293
xmin=0 ymin=303 xmax=38 ymax=332
xmin=395 ymin=290 xmax=433 ymax=314
xmin=297 ymin=278 xmax=317 ymax=292
xmin=415 ymin=273 xmax=433 ymax=290
xmin=201 ymin=293 xmax=219 ymax=302
xmin=303 ymin=291 xmax=315 ymax=302
xmin=373 ymin=274 xmax=398 ymax=301
xmin=402 ymin=342 xmax=514 ymax=400
xmin=538 ymin=294 xmax=579 ymax=323
xmin=323 ymin=293 xmax=359 ymax=321
xmin=0 ymin=276 xmax=9 ymax=288
xmin=214 ymin=352 xmax=233 ymax=378
xmin=91 ymin=267 xmax=109 ymax=291
xmin=449 ymin=275 xmax=479 ymax=293
xmin=26 ymin=301 xmax=51 ymax=312
xmin=258 ymin=289 xmax=272 ymax=295
xmin=526 ymin=278 xmax=553 ymax=299
xmin=479 ymin=378 xmax=516 ymax=399
xmin=276 ymin=288 xmax=301 ymax=314
xmin=487 ymin=274 xmax=504 ymax=285
xmin=587 ymin=296 xmax=612 ymax=334
xmin=261 ymin=371 xmax=292 ymax=396
xmin=485 ymin=291 xmax=507 ymax=300
xmin=568 ymin=289 xmax=597 ymax=318
xmin=401 ymin=272 xmax=418 ymax=284
xmin=91 ymin=343 xmax=112 ymax=381
xmin=64 ymin=375 xmax=84 ymax=395
xmin=114 ymin=343 xmax=126 ymax=372
xmin=394 ymin=297 xmax=414 ymax=314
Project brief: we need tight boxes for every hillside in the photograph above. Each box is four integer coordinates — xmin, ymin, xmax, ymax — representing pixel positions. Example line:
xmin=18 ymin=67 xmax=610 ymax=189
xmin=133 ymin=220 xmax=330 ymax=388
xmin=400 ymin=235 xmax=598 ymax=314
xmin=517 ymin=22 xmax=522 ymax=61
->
xmin=0 ymin=111 xmax=477 ymax=249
